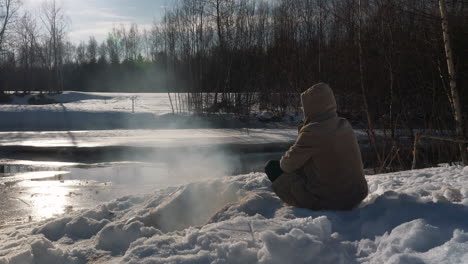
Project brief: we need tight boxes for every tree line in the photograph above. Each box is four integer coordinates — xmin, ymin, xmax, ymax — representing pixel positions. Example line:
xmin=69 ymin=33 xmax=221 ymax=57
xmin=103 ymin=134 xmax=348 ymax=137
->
xmin=1 ymin=0 xmax=467 ymax=166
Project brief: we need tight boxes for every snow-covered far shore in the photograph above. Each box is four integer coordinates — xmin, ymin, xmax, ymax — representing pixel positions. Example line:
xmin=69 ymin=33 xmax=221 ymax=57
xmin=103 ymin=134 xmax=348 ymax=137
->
xmin=0 ymin=92 xmax=302 ymax=131
xmin=1 ymin=166 xmax=468 ymax=264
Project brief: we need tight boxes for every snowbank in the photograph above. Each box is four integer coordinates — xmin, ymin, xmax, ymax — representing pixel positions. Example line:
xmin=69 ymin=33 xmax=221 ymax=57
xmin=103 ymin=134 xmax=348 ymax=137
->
xmin=2 ymin=166 xmax=468 ymax=263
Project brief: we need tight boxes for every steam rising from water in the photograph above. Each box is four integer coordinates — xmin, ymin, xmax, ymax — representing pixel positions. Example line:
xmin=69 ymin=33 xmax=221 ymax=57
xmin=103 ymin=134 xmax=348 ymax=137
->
xmin=107 ymin=141 xmax=266 ymax=232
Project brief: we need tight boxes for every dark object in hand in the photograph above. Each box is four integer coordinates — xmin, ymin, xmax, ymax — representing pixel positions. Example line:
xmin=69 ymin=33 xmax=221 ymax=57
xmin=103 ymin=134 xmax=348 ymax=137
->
xmin=265 ymin=160 xmax=283 ymax=182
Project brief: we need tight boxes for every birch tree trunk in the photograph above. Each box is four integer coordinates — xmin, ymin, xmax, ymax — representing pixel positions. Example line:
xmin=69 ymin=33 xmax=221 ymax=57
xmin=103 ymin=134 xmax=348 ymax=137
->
xmin=439 ymin=0 xmax=468 ymax=165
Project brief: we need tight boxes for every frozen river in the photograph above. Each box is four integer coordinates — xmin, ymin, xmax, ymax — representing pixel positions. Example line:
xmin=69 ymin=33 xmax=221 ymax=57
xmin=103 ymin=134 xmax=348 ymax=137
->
xmin=0 ymin=129 xmax=295 ymax=227
xmin=0 ymin=129 xmax=297 ymax=148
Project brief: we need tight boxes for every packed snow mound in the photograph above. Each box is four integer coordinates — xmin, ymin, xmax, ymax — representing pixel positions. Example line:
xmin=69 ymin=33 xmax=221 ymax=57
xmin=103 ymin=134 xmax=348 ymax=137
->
xmin=2 ymin=166 xmax=468 ymax=263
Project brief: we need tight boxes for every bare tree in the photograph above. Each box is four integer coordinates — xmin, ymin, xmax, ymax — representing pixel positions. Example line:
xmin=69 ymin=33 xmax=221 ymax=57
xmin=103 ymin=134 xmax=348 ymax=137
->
xmin=86 ymin=36 xmax=98 ymax=64
xmin=141 ymin=28 xmax=151 ymax=60
xmin=114 ymin=23 xmax=141 ymax=61
xmin=106 ymin=33 xmax=120 ymax=64
xmin=41 ymin=0 xmax=67 ymax=93
xmin=0 ymin=0 xmax=20 ymax=50
xmin=97 ymin=41 xmax=107 ymax=64
xmin=75 ymin=41 xmax=86 ymax=64
xmin=439 ymin=0 xmax=467 ymax=164
xmin=14 ymin=11 xmax=41 ymax=92
xmin=0 ymin=0 xmax=20 ymax=93
xmin=62 ymin=41 xmax=75 ymax=64
xmin=127 ymin=23 xmax=140 ymax=61
xmin=149 ymin=22 xmax=164 ymax=62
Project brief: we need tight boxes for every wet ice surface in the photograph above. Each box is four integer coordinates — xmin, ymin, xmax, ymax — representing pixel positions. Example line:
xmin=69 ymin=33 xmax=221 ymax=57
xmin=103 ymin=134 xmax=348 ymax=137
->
xmin=0 ymin=128 xmax=295 ymax=228
xmin=0 ymin=152 xmax=282 ymax=228
xmin=0 ymin=129 xmax=298 ymax=148
xmin=0 ymin=161 xmax=156 ymax=227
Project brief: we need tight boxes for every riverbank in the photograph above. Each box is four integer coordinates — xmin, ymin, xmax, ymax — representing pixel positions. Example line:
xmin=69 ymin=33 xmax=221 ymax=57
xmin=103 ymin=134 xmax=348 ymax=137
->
xmin=0 ymin=92 xmax=302 ymax=131
xmin=1 ymin=165 xmax=468 ymax=263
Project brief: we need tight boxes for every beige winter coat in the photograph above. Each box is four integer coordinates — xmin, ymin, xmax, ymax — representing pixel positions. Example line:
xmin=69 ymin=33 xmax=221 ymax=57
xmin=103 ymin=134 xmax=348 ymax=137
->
xmin=272 ymin=83 xmax=368 ymax=210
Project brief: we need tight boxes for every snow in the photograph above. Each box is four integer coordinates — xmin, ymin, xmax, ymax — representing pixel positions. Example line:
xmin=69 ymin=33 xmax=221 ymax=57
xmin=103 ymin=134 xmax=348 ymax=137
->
xmin=4 ymin=92 xmax=174 ymax=115
xmin=1 ymin=91 xmax=464 ymax=262
xmin=1 ymin=165 xmax=468 ymax=263
xmin=0 ymin=92 xmax=303 ymax=130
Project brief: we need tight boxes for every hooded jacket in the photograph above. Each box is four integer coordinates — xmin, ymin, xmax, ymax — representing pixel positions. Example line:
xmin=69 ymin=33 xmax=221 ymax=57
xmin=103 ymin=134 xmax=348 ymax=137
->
xmin=272 ymin=83 xmax=368 ymax=210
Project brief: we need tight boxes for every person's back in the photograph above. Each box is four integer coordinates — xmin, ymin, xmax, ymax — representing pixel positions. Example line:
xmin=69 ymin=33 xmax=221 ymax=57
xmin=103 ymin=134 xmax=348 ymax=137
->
xmin=267 ymin=83 xmax=368 ymax=210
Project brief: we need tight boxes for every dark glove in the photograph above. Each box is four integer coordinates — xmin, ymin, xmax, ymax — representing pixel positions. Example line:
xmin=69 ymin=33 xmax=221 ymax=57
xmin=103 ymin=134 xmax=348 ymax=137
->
xmin=264 ymin=160 xmax=283 ymax=182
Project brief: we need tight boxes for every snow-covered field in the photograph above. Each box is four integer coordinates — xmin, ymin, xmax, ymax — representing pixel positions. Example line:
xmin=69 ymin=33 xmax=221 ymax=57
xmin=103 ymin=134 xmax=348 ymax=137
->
xmin=0 ymin=92 xmax=301 ymax=130
xmin=4 ymin=92 xmax=175 ymax=115
xmin=1 ymin=166 xmax=468 ymax=264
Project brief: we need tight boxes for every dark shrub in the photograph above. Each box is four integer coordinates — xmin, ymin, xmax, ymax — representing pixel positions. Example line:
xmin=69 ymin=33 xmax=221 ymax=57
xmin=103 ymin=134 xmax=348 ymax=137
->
xmin=0 ymin=93 xmax=12 ymax=104
xmin=28 ymin=94 xmax=58 ymax=105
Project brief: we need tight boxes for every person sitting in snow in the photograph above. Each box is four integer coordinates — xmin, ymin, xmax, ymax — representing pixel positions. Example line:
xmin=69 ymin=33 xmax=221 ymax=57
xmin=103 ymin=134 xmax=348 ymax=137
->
xmin=265 ymin=83 xmax=368 ymax=210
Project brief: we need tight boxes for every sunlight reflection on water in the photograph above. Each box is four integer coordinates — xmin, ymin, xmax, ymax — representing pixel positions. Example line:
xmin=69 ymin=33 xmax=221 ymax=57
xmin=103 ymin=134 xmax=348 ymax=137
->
xmin=0 ymin=159 xmax=78 ymax=167
xmin=1 ymin=171 xmax=69 ymax=182
xmin=18 ymin=181 xmax=69 ymax=220
xmin=0 ymin=152 xmax=281 ymax=226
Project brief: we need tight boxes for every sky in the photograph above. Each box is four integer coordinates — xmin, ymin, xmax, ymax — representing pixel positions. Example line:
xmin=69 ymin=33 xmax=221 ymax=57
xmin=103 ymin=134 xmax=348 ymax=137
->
xmin=23 ymin=0 xmax=172 ymax=44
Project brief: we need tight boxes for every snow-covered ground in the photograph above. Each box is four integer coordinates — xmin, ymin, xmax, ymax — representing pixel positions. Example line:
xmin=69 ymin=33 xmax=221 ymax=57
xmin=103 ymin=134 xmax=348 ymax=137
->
xmin=0 ymin=92 xmax=302 ymax=130
xmin=2 ymin=91 xmax=464 ymax=263
xmin=1 ymin=166 xmax=468 ymax=264
xmin=4 ymin=92 xmax=174 ymax=115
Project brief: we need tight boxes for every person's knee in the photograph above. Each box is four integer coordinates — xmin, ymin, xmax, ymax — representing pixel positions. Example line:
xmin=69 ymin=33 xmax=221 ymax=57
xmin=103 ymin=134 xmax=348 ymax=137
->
xmin=264 ymin=160 xmax=283 ymax=182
